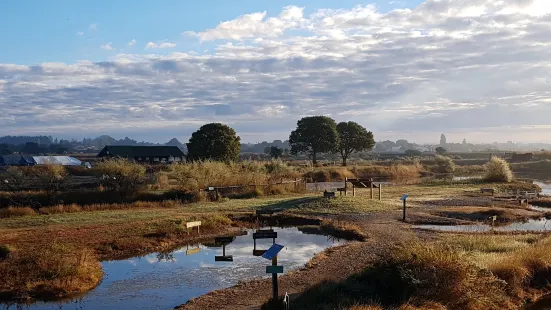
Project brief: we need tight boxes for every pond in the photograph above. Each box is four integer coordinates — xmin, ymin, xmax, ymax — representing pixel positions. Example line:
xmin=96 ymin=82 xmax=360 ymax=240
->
xmin=535 ymin=181 xmax=551 ymax=196
xmin=416 ymin=218 xmax=551 ymax=233
xmin=5 ymin=227 xmax=342 ymax=310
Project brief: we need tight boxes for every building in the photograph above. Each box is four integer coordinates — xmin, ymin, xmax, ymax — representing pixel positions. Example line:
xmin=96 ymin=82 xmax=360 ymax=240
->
xmin=0 ymin=155 xmax=89 ymax=167
xmin=0 ymin=155 xmax=36 ymax=166
xmin=97 ymin=145 xmax=185 ymax=163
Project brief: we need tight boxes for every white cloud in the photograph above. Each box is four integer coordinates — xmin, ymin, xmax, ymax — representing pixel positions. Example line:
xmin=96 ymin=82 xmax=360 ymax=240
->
xmin=77 ymin=32 xmax=84 ymax=36
xmin=128 ymin=39 xmax=136 ymax=47
xmin=100 ymin=43 xmax=114 ymax=50
xmin=88 ymin=23 xmax=97 ymax=31
xmin=145 ymin=41 xmax=177 ymax=49
xmin=197 ymin=5 xmax=304 ymax=41
xmin=3 ymin=0 xmax=551 ymax=142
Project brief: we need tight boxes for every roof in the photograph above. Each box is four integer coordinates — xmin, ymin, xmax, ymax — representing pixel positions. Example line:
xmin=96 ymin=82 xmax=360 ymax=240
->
xmin=0 ymin=155 xmax=36 ymax=166
xmin=97 ymin=145 xmax=186 ymax=158
xmin=33 ymin=156 xmax=83 ymax=166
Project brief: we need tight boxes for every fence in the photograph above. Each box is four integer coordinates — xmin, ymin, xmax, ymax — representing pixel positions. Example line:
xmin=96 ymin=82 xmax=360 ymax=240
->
xmin=201 ymin=178 xmax=306 ymax=199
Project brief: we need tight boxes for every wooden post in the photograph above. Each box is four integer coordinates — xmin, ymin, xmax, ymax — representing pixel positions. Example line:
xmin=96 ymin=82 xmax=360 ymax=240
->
xmin=352 ymin=184 xmax=355 ymax=197
xmin=272 ymin=255 xmax=278 ymax=300
xmin=379 ymin=184 xmax=382 ymax=200
xmin=344 ymin=177 xmax=347 ymax=196
xmin=370 ymin=183 xmax=374 ymax=199
xmin=294 ymin=178 xmax=298 ymax=191
xmin=215 ymin=188 xmax=219 ymax=201
xmin=402 ymin=199 xmax=407 ymax=222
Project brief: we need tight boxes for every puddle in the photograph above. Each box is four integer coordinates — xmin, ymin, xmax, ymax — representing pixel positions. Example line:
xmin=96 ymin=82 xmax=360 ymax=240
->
xmin=417 ymin=218 xmax=551 ymax=233
xmin=528 ymin=205 xmax=551 ymax=213
xmin=535 ymin=181 xmax=551 ymax=196
xmin=7 ymin=227 xmax=342 ymax=310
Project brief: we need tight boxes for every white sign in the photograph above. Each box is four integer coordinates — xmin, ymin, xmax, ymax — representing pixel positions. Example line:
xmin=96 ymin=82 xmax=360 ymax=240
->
xmin=186 ymin=221 xmax=202 ymax=228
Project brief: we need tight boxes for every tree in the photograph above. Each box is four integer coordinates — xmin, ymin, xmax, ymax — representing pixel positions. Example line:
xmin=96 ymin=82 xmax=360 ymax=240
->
xmin=433 ymin=155 xmax=455 ymax=174
xmin=187 ymin=123 xmax=241 ymax=162
xmin=336 ymin=122 xmax=375 ymax=166
xmin=289 ymin=116 xmax=339 ymax=165
xmin=268 ymin=146 xmax=283 ymax=159
xmin=440 ymin=133 xmax=447 ymax=145
xmin=435 ymin=147 xmax=447 ymax=155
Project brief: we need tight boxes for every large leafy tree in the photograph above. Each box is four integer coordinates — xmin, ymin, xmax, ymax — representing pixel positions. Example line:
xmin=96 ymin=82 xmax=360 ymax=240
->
xmin=336 ymin=121 xmax=375 ymax=166
xmin=186 ymin=123 xmax=241 ymax=162
xmin=289 ymin=116 xmax=339 ymax=164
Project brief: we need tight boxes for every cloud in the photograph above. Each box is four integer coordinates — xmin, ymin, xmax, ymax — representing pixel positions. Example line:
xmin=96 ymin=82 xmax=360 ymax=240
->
xmin=196 ymin=5 xmax=304 ymax=41
xmin=128 ymin=39 xmax=136 ymax=47
xmin=88 ymin=23 xmax=97 ymax=31
xmin=100 ymin=43 xmax=114 ymax=50
xmin=77 ymin=32 xmax=84 ymax=36
xmin=145 ymin=42 xmax=177 ymax=49
xmin=2 ymin=0 xmax=551 ymax=143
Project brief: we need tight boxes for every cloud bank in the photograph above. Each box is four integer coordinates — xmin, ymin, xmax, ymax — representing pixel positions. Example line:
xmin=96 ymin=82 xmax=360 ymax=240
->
xmin=2 ymin=0 xmax=551 ymax=142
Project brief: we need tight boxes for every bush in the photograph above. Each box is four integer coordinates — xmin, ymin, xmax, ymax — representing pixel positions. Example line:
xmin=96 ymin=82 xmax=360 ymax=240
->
xmin=0 ymin=207 xmax=37 ymax=218
xmin=432 ymin=155 xmax=455 ymax=174
xmin=0 ymin=245 xmax=12 ymax=260
xmin=485 ymin=156 xmax=513 ymax=182
xmin=96 ymin=159 xmax=147 ymax=192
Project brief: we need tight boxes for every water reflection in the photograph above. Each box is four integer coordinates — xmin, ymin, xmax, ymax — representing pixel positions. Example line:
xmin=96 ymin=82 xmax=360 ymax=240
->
xmin=6 ymin=227 xmax=342 ymax=310
xmin=417 ymin=218 xmax=551 ymax=233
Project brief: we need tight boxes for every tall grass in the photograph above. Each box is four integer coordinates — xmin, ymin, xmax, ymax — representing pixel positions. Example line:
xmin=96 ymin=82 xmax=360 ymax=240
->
xmin=489 ymin=237 xmax=551 ymax=299
xmin=279 ymin=241 xmax=511 ymax=309
xmin=484 ymin=156 xmax=513 ymax=182
xmin=0 ymin=243 xmax=102 ymax=299
xmin=168 ymin=160 xmax=298 ymax=191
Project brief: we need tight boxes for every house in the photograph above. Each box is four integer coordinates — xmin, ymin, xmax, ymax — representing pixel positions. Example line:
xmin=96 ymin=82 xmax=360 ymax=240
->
xmin=97 ymin=145 xmax=185 ymax=164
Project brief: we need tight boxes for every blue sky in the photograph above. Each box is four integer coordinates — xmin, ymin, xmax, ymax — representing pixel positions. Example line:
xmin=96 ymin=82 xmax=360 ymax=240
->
xmin=1 ymin=0 xmax=423 ymax=65
xmin=1 ymin=0 xmax=551 ymax=143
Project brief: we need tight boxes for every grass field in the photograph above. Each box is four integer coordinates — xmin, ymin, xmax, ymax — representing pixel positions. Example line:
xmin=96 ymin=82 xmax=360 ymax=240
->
xmin=3 ymin=178 xmax=551 ymax=308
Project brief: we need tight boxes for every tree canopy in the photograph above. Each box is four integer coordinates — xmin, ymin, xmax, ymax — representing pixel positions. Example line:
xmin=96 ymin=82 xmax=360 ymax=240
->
xmin=289 ymin=116 xmax=339 ymax=164
xmin=336 ymin=121 xmax=375 ymax=166
xmin=186 ymin=123 xmax=241 ymax=162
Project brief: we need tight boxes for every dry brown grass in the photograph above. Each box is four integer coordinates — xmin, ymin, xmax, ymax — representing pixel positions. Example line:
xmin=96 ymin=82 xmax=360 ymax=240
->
xmin=0 ymin=243 xmax=102 ymax=300
xmin=488 ymin=237 xmax=551 ymax=300
xmin=0 ymin=206 xmax=37 ymax=218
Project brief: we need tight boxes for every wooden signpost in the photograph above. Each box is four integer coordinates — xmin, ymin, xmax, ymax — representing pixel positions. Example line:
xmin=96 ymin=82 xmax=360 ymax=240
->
xmin=262 ymin=244 xmax=285 ymax=301
xmin=186 ymin=221 xmax=201 ymax=235
xmin=214 ymin=236 xmax=235 ymax=262
xmin=186 ymin=246 xmax=201 ymax=256
xmin=253 ymin=231 xmax=278 ymax=239
xmin=400 ymin=194 xmax=409 ymax=222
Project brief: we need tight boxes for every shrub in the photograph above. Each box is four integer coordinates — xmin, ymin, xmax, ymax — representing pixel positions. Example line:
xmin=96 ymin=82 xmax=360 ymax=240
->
xmin=432 ymin=155 xmax=455 ymax=174
xmin=0 ymin=207 xmax=37 ymax=218
xmin=96 ymin=159 xmax=147 ymax=192
xmin=0 ymin=245 xmax=12 ymax=260
xmin=485 ymin=156 xmax=513 ymax=182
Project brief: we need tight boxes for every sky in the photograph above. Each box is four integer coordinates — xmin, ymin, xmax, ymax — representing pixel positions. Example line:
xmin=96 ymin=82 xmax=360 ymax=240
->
xmin=1 ymin=0 xmax=551 ymax=144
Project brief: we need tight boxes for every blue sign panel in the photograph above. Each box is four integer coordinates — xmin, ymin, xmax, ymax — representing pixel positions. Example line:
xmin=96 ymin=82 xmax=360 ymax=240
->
xmin=400 ymin=194 xmax=409 ymax=201
xmin=262 ymin=244 xmax=284 ymax=260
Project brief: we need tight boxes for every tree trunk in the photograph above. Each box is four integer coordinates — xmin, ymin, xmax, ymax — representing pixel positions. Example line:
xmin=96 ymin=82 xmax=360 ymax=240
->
xmin=312 ymin=152 xmax=318 ymax=165
xmin=342 ymin=157 xmax=347 ymax=166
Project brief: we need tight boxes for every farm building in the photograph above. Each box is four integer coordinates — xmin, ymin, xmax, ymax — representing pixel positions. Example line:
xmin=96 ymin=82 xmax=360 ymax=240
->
xmin=0 ymin=155 xmax=89 ymax=167
xmin=97 ymin=145 xmax=185 ymax=163
xmin=0 ymin=155 xmax=36 ymax=166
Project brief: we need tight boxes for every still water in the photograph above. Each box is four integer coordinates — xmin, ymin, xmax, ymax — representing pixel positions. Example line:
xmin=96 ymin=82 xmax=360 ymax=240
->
xmin=417 ymin=218 xmax=551 ymax=233
xmin=6 ymin=227 xmax=342 ymax=310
